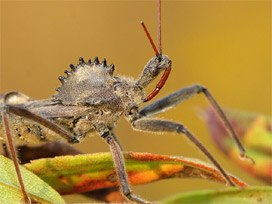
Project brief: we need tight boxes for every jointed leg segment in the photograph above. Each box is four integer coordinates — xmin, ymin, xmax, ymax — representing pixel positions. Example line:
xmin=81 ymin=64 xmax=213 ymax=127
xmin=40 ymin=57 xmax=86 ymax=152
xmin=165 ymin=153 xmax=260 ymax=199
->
xmin=2 ymin=94 xmax=33 ymax=204
xmin=133 ymin=84 xmax=255 ymax=187
xmin=139 ymin=84 xmax=254 ymax=163
xmin=2 ymin=108 xmax=31 ymax=204
xmin=2 ymin=93 xmax=80 ymax=204
xmin=5 ymin=105 xmax=78 ymax=143
xmin=101 ymin=132 xmax=149 ymax=204
xmin=132 ymin=118 xmax=235 ymax=186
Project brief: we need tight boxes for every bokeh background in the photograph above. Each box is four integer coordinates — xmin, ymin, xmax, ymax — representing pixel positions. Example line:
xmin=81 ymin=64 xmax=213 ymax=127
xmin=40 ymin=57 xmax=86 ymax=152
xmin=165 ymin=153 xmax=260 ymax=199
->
xmin=1 ymin=0 xmax=271 ymax=203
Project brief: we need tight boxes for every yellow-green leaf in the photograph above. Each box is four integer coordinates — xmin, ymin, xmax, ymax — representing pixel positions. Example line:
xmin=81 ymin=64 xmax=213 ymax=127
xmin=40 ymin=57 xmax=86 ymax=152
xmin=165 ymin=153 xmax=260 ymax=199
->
xmin=24 ymin=152 xmax=247 ymax=194
xmin=0 ymin=155 xmax=65 ymax=204
xmin=161 ymin=186 xmax=272 ymax=204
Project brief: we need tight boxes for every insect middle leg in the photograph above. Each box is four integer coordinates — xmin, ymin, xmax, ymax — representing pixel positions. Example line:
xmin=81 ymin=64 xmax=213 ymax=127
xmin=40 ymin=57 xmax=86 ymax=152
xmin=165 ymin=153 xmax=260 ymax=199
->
xmin=101 ymin=131 xmax=149 ymax=204
xmin=139 ymin=84 xmax=254 ymax=163
xmin=132 ymin=118 xmax=235 ymax=186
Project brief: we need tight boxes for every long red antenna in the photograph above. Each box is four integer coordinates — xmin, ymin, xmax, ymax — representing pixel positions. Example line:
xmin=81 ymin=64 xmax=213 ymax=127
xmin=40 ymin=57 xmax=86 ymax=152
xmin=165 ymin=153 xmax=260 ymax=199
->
xmin=141 ymin=21 xmax=159 ymax=56
xmin=142 ymin=0 xmax=172 ymax=102
xmin=158 ymin=0 xmax=162 ymax=54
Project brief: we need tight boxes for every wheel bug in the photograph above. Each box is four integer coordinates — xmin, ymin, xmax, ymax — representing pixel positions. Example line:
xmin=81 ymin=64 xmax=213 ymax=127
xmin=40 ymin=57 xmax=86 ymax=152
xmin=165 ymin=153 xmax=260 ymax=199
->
xmin=0 ymin=0 xmax=256 ymax=203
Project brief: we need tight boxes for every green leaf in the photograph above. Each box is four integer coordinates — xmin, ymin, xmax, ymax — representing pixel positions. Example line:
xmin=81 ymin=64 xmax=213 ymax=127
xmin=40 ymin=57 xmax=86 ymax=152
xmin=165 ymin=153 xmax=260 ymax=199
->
xmin=24 ymin=152 xmax=247 ymax=194
xmin=161 ymin=186 xmax=272 ymax=204
xmin=202 ymin=108 xmax=272 ymax=184
xmin=0 ymin=155 xmax=65 ymax=204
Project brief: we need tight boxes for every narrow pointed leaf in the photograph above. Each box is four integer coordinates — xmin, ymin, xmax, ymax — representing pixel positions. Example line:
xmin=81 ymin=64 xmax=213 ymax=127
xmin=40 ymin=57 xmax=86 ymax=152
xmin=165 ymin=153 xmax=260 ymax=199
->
xmin=24 ymin=152 xmax=246 ymax=194
xmin=0 ymin=155 xmax=65 ymax=204
xmin=202 ymin=108 xmax=272 ymax=184
xmin=161 ymin=186 xmax=272 ymax=204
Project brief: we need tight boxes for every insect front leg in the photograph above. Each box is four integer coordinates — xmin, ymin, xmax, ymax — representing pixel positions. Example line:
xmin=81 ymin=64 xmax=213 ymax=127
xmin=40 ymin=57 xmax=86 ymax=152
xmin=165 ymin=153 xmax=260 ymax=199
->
xmin=132 ymin=118 xmax=235 ymax=186
xmin=139 ymin=84 xmax=254 ymax=164
xmin=101 ymin=131 xmax=150 ymax=204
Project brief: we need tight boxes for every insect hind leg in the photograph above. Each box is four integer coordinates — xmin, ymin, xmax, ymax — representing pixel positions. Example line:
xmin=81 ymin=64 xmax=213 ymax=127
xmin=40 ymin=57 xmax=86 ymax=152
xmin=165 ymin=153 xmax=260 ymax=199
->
xmin=2 ymin=92 xmax=31 ymax=204
xmin=1 ymin=91 xmax=77 ymax=204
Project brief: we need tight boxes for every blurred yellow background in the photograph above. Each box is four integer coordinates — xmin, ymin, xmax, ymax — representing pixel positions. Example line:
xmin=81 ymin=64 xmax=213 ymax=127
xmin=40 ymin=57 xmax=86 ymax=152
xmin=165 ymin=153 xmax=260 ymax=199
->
xmin=1 ymin=0 xmax=271 ymax=203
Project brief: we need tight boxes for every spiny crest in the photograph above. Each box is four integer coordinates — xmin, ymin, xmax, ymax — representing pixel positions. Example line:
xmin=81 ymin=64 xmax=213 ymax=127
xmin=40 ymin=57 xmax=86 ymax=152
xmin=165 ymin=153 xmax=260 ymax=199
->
xmin=56 ymin=57 xmax=115 ymax=87
xmin=53 ymin=57 xmax=116 ymax=105
xmin=63 ymin=57 xmax=113 ymax=78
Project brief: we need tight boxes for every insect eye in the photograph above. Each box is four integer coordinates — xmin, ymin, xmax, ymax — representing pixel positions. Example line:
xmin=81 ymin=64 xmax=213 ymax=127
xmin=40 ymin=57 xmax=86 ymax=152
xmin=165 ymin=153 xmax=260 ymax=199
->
xmin=149 ymin=67 xmax=158 ymax=75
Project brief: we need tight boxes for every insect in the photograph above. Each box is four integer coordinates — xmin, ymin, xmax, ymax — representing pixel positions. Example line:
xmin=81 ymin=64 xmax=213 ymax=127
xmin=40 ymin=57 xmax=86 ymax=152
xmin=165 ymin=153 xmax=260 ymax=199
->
xmin=0 ymin=0 xmax=255 ymax=203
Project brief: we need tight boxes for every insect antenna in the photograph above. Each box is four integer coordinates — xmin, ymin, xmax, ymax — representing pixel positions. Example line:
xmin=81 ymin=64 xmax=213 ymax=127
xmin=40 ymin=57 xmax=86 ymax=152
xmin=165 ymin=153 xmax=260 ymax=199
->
xmin=141 ymin=0 xmax=162 ymax=56
xmin=140 ymin=21 xmax=159 ymax=56
xmin=141 ymin=0 xmax=171 ymax=102
xmin=158 ymin=0 xmax=162 ymax=55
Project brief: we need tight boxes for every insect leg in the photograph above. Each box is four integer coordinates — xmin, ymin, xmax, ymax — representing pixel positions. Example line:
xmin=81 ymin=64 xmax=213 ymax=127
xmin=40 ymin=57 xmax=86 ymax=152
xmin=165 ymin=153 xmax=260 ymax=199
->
xmin=5 ymin=104 xmax=78 ymax=143
xmin=101 ymin=131 xmax=149 ymax=204
xmin=2 ymin=107 xmax=31 ymax=204
xmin=139 ymin=84 xmax=254 ymax=164
xmin=132 ymin=118 xmax=235 ymax=186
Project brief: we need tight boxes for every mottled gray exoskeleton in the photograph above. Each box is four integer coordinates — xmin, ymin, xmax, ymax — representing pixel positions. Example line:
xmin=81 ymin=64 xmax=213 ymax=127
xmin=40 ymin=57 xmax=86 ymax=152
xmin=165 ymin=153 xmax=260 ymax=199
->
xmin=0 ymin=0 xmax=253 ymax=203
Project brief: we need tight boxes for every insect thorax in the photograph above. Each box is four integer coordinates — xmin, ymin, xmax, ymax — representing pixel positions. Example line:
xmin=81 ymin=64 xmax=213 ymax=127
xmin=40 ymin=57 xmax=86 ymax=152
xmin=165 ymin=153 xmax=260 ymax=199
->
xmin=54 ymin=58 xmax=145 ymax=114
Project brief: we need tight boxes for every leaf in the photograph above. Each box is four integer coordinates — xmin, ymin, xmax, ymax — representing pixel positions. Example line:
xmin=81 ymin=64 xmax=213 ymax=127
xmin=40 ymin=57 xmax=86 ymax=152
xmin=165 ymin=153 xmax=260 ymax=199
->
xmin=161 ymin=186 xmax=272 ymax=204
xmin=18 ymin=142 xmax=128 ymax=203
xmin=202 ymin=108 xmax=272 ymax=184
xmin=24 ymin=152 xmax=247 ymax=195
xmin=0 ymin=155 xmax=65 ymax=204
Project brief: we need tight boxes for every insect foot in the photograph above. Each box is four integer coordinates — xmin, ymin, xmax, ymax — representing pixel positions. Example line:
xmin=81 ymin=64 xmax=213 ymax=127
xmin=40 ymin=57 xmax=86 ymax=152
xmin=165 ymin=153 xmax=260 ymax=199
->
xmin=125 ymin=193 xmax=151 ymax=204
